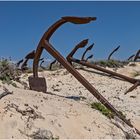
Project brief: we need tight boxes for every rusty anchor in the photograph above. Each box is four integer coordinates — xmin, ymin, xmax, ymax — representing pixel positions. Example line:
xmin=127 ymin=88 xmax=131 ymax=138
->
xmin=17 ymin=50 xmax=44 ymax=71
xmin=67 ymin=41 xmax=140 ymax=94
xmin=29 ymin=17 xmax=96 ymax=92
xmin=49 ymin=60 xmax=57 ymax=70
xmin=49 ymin=60 xmax=62 ymax=70
xmin=108 ymin=45 xmax=120 ymax=60
xmin=21 ymin=50 xmax=36 ymax=71
xmin=39 ymin=58 xmax=45 ymax=70
xmin=29 ymin=16 xmax=140 ymax=135
xmin=85 ymin=54 xmax=93 ymax=62
xmin=81 ymin=43 xmax=94 ymax=61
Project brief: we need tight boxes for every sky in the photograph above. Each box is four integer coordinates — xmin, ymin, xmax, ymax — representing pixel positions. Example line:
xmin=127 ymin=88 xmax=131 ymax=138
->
xmin=0 ymin=1 xmax=140 ymax=63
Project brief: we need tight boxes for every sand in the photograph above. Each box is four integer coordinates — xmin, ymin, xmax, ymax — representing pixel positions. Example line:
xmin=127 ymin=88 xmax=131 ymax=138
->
xmin=0 ymin=62 xmax=140 ymax=139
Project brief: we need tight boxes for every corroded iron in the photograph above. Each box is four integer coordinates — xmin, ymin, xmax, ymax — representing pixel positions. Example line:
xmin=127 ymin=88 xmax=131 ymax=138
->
xmin=49 ymin=60 xmax=57 ymax=70
xmin=31 ymin=17 xmax=96 ymax=92
xmin=29 ymin=76 xmax=47 ymax=93
xmin=39 ymin=58 xmax=45 ymax=69
xmin=124 ymin=81 xmax=140 ymax=94
xmin=49 ymin=59 xmax=63 ymax=70
xmin=33 ymin=17 xmax=96 ymax=77
xmin=25 ymin=50 xmax=35 ymax=59
xmin=67 ymin=39 xmax=89 ymax=64
xmin=18 ymin=50 xmax=43 ymax=71
xmin=108 ymin=46 xmax=120 ymax=60
xmin=19 ymin=50 xmax=35 ymax=71
xmin=30 ymin=16 xmax=140 ymax=135
xmin=81 ymin=43 xmax=94 ymax=61
xmin=67 ymin=41 xmax=140 ymax=92
xmin=85 ymin=54 xmax=93 ymax=62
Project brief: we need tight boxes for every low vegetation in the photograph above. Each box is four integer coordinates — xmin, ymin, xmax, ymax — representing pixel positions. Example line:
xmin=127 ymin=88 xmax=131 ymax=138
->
xmin=91 ymin=102 xmax=126 ymax=120
xmin=91 ymin=102 xmax=115 ymax=119
xmin=132 ymin=71 xmax=140 ymax=77
xmin=92 ymin=59 xmax=129 ymax=68
xmin=0 ymin=58 xmax=21 ymax=86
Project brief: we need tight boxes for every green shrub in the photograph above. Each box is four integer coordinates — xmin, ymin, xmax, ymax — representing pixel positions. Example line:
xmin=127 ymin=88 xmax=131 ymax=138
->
xmin=132 ymin=71 xmax=140 ymax=77
xmin=91 ymin=102 xmax=114 ymax=119
xmin=92 ymin=59 xmax=128 ymax=68
xmin=0 ymin=58 xmax=21 ymax=85
xmin=91 ymin=102 xmax=126 ymax=120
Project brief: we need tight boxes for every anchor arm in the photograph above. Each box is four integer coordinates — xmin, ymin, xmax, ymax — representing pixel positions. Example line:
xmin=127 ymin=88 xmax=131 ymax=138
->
xmin=66 ymin=39 xmax=88 ymax=64
xmin=33 ymin=16 xmax=96 ymax=77
xmin=81 ymin=43 xmax=94 ymax=61
xmin=108 ymin=45 xmax=120 ymax=60
xmin=85 ymin=54 xmax=93 ymax=62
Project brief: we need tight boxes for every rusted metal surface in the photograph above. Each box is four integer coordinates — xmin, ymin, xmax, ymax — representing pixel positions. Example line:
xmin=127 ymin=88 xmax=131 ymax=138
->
xmin=49 ymin=60 xmax=57 ymax=70
xmin=81 ymin=43 xmax=94 ymax=61
xmin=67 ymin=39 xmax=89 ymax=64
xmin=17 ymin=50 xmax=35 ymax=70
xmin=108 ymin=46 xmax=120 ymax=60
xmin=22 ymin=50 xmax=35 ymax=70
xmin=30 ymin=16 xmax=140 ymax=135
xmin=18 ymin=50 xmax=43 ymax=71
xmin=67 ymin=42 xmax=140 ymax=90
xmin=28 ymin=76 xmax=47 ymax=93
xmin=68 ymin=55 xmax=140 ymax=94
xmin=33 ymin=17 xmax=96 ymax=77
xmin=85 ymin=54 xmax=93 ymax=62
xmin=39 ymin=60 xmax=44 ymax=68
xmin=39 ymin=58 xmax=45 ymax=69
xmin=25 ymin=50 xmax=35 ymax=59
xmin=124 ymin=81 xmax=140 ymax=94
xmin=49 ymin=60 xmax=62 ymax=70
xmin=68 ymin=57 xmax=140 ymax=84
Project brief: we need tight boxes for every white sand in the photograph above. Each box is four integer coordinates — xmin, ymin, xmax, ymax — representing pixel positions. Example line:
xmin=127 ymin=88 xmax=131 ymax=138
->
xmin=0 ymin=62 xmax=140 ymax=139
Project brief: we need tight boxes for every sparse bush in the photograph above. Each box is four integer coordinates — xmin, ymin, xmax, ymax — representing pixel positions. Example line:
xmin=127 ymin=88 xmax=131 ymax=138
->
xmin=11 ymin=82 xmax=18 ymax=87
xmin=91 ymin=102 xmax=126 ymax=120
xmin=0 ymin=58 xmax=21 ymax=85
xmin=129 ymin=63 xmax=137 ymax=67
xmin=91 ymin=102 xmax=114 ymax=119
xmin=132 ymin=71 xmax=140 ymax=77
xmin=92 ymin=59 xmax=128 ymax=68
xmin=46 ymin=63 xmax=63 ymax=71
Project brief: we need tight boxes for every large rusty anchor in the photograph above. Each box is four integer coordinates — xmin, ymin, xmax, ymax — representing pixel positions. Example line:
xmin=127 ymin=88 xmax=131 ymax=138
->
xmin=29 ymin=16 xmax=140 ymax=135
xmin=29 ymin=16 xmax=96 ymax=92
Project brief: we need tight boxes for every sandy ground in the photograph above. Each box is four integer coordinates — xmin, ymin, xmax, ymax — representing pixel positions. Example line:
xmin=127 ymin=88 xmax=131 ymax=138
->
xmin=0 ymin=62 xmax=140 ymax=139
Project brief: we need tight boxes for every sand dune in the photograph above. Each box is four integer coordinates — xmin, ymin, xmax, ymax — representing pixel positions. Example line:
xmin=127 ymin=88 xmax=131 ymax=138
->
xmin=0 ymin=62 xmax=140 ymax=139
